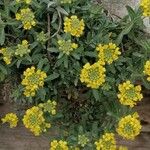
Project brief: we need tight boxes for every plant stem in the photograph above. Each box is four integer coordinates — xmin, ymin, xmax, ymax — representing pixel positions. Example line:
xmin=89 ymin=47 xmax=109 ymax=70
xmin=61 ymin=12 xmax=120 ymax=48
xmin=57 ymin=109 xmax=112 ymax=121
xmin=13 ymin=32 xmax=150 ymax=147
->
xmin=51 ymin=9 xmax=62 ymax=38
xmin=47 ymin=13 xmax=51 ymax=61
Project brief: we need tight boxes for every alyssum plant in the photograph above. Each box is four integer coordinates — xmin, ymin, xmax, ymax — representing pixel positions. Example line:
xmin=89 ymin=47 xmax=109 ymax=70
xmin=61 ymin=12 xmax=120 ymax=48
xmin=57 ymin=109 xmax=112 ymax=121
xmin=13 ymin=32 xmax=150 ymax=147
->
xmin=0 ymin=0 xmax=150 ymax=149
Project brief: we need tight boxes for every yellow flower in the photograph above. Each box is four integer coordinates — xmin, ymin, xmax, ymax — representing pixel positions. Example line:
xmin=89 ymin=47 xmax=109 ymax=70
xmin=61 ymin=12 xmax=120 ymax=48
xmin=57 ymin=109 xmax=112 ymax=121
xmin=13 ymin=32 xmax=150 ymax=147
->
xmin=58 ymin=39 xmax=78 ymax=55
xmin=80 ymin=61 xmax=106 ymax=89
xmin=96 ymin=43 xmax=121 ymax=64
xmin=143 ymin=60 xmax=150 ymax=81
xmin=0 ymin=48 xmax=14 ymax=65
xmin=21 ymin=66 xmax=47 ymax=97
xmin=78 ymin=134 xmax=89 ymax=147
xmin=118 ymin=146 xmax=128 ymax=150
xmin=16 ymin=13 xmax=21 ymax=20
xmin=1 ymin=113 xmax=18 ymax=128
xmin=117 ymin=81 xmax=143 ymax=107
xmin=50 ymin=140 xmax=69 ymax=150
xmin=23 ymin=106 xmax=51 ymax=136
xmin=16 ymin=0 xmax=31 ymax=4
xmin=95 ymin=133 xmax=116 ymax=150
xmin=116 ymin=113 xmax=142 ymax=140
xmin=64 ymin=15 xmax=85 ymax=37
xmin=15 ymin=40 xmax=30 ymax=57
xmin=140 ymin=0 xmax=150 ymax=16
xmin=16 ymin=8 xmax=36 ymax=30
xmin=39 ymin=100 xmax=57 ymax=115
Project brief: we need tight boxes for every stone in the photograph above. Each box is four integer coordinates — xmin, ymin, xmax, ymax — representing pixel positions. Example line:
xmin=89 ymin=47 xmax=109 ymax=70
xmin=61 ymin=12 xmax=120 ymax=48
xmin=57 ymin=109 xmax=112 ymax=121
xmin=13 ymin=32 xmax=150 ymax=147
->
xmin=101 ymin=0 xmax=150 ymax=33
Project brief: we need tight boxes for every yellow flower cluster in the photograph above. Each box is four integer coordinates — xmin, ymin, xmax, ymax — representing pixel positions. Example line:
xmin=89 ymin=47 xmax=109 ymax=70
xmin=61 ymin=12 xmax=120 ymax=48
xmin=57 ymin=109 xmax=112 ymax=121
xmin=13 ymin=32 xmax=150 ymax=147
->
xmin=78 ymin=134 xmax=89 ymax=147
xmin=16 ymin=8 xmax=36 ymax=30
xmin=140 ymin=0 xmax=150 ymax=16
xmin=143 ymin=60 xmax=150 ymax=81
xmin=118 ymin=146 xmax=128 ymax=150
xmin=58 ymin=39 xmax=78 ymax=55
xmin=21 ymin=66 xmax=47 ymax=97
xmin=96 ymin=43 xmax=121 ymax=64
xmin=1 ymin=113 xmax=18 ymax=128
xmin=16 ymin=0 xmax=31 ymax=4
xmin=95 ymin=133 xmax=116 ymax=150
xmin=39 ymin=100 xmax=57 ymax=115
xmin=64 ymin=15 xmax=85 ymax=37
xmin=37 ymin=31 xmax=48 ymax=44
xmin=117 ymin=81 xmax=143 ymax=107
xmin=15 ymin=40 xmax=30 ymax=57
xmin=116 ymin=113 xmax=141 ymax=140
xmin=50 ymin=140 xmax=69 ymax=150
xmin=23 ymin=106 xmax=51 ymax=136
xmin=0 ymin=47 xmax=13 ymax=65
xmin=80 ymin=62 xmax=106 ymax=89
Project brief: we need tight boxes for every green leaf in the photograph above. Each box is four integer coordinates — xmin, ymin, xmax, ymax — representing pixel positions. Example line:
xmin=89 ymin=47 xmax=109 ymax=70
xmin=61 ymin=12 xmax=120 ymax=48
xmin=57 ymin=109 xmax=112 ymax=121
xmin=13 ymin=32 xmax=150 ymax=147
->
xmin=38 ymin=88 xmax=46 ymax=100
xmin=37 ymin=58 xmax=49 ymax=69
xmin=72 ymin=53 xmax=80 ymax=60
xmin=0 ymin=25 xmax=5 ymax=45
xmin=142 ymin=77 xmax=150 ymax=89
xmin=64 ymin=55 xmax=68 ymax=68
xmin=126 ymin=6 xmax=136 ymax=20
xmin=133 ymin=52 xmax=144 ymax=58
xmin=43 ymin=65 xmax=50 ymax=73
xmin=116 ymin=22 xmax=134 ymax=45
xmin=47 ymin=1 xmax=56 ymax=8
xmin=46 ymin=73 xmax=60 ymax=81
xmin=84 ymin=51 xmax=97 ymax=57
xmin=52 ymin=11 xmax=58 ymax=23
xmin=139 ymin=39 xmax=150 ymax=52
xmin=78 ymin=126 xmax=84 ymax=134
xmin=58 ymin=52 xmax=64 ymax=59
xmin=17 ymin=59 xmax=22 ymax=68
xmin=55 ymin=57 xmax=64 ymax=67
xmin=92 ymin=89 xmax=100 ymax=101
xmin=0 ymin=63 xmax=7 ymax=74
xmin=25 ymin=56 xmax=32 ymax=62
xmin=0 ymin=72 xmax=5 ymax=81
xmin=107 ymin=64 xmax=116 ymax=74
xmin=47 ymin=47 xmax=59 ymax=53
xmin=56 ymin=6 xmax=68 ymax=16
xmin=91 ymin=122 xmax=98 ymax=137
xmin=75 ymin=46 xmax=84 ymax=54
xmin=30 ymin=42 xmax=38 ymax=50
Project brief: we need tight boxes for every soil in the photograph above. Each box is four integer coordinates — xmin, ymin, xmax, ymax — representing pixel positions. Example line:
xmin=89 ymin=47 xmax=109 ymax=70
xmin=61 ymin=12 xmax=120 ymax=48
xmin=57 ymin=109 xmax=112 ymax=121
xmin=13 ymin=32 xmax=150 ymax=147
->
xmin=0 ymin=82 xmax=150 ymax=150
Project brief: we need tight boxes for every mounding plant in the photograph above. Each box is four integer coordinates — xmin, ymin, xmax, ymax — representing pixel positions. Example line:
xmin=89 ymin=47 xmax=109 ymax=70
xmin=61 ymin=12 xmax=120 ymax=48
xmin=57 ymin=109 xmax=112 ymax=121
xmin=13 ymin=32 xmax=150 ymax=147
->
xmin=0 ymin=0 xmax=150 ymax=149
